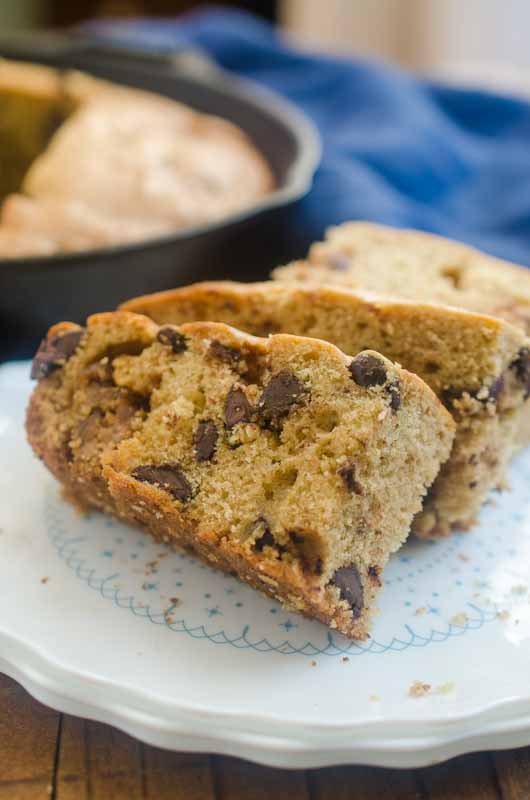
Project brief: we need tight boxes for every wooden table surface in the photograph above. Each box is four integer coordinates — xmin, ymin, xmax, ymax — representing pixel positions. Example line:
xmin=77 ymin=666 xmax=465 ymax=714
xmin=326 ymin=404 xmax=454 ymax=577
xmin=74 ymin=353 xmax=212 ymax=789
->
xmin=1 ymin=672 xmax=529 ymax=800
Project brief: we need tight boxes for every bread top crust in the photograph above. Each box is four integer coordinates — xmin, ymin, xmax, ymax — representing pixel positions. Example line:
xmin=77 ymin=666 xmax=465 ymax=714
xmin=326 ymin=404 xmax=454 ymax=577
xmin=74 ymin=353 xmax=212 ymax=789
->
xmin=273 ymin=222 xmax=530 ymax=334
xmin=79 ymin=312 xmax=444 ymax=401
xmin=120 ymin=280 xmax=529 ymax=396
xmin=31 ymin=310 xmax=454 ymax=437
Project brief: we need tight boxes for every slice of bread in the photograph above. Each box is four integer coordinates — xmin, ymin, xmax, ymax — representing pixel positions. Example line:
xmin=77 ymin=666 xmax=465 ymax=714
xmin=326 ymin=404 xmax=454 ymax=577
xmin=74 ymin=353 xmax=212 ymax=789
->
xmin=26 ymin=311 xmax=454 ymax=637
xmin=274 ymin=221 xmax=530 ymax=334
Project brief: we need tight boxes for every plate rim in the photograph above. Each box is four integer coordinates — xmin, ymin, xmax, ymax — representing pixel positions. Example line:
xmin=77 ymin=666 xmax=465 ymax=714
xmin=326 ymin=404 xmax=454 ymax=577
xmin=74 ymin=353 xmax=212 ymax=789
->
xmin=2 ymin=622 xmax=530 ymax=769
xmin=3 ymin=360 xmax=530 ymax=768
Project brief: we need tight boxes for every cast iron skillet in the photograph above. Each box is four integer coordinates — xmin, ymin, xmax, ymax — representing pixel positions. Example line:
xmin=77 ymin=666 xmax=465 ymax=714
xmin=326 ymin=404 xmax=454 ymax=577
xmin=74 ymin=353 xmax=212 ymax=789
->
xmin=0 ymin=31 xmax=320 ymax=359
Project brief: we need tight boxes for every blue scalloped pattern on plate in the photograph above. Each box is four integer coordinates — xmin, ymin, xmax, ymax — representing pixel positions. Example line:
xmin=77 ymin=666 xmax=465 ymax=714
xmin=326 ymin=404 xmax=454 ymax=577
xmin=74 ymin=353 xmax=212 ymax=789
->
xmin=45 ymin=451 xmax=530 ymax=657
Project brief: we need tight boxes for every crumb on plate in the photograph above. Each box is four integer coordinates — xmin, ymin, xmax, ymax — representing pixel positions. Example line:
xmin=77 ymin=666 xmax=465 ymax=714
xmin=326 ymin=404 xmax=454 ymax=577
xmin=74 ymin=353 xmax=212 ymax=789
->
xmin=408 ymin=680 xmax=432 ymax=698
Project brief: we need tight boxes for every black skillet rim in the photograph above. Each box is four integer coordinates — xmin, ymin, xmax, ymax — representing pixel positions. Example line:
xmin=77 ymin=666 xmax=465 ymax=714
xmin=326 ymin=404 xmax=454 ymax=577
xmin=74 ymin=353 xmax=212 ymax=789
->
xmin=0 ymin=38 xmax=322 ymax=273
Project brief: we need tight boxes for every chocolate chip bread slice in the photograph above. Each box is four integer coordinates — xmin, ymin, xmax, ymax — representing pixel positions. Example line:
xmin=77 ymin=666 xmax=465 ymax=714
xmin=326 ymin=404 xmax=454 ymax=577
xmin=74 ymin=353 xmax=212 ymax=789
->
xmin=121 ymin=281 xmax=530 ymax=538
xmin=273 ymin=221 xmax=530 ymax=334
xmin=26 ymin=312 xmax=454 ymax=638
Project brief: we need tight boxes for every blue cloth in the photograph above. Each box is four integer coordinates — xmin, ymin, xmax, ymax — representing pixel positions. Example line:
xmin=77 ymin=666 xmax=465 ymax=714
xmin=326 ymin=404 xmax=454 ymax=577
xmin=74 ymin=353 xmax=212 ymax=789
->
xmin=90 ymin=8 xmax=530 ymax=265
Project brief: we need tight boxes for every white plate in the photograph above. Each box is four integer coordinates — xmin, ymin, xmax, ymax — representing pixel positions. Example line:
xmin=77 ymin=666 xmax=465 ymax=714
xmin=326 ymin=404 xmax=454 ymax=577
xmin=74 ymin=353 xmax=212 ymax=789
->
xmin=2 ymin=361 xmax=530 ymax=768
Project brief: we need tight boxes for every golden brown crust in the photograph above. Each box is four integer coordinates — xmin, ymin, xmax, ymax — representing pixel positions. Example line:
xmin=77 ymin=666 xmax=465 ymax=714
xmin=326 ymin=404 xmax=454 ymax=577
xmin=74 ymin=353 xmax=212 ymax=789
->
xmin=122 ymin=279 xmax=514 ymax=335
xmin=120 ymin=280 xmax=523 ymax=391
xmin=103 ymin=464 xmax=371 ymax=637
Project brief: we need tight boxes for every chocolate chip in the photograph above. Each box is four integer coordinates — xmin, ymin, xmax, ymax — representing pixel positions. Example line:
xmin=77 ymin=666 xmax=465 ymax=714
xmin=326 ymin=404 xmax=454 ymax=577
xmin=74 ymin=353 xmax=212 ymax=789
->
xmin=257 ymin=371 xmax=305 ymax=426
xmin=441 ymin=387 xmax=464 ymax=408
xmin=388 ymin=382 xmax=401 ymax=410
xmin=337 ymin=462 xmax=363 ymax=494
xmin=208 ymin=339 xmax=241 ymax=367
xmin=194 ymin=420 xmax=218 ymax=462
xmin=289 ymin=531 xmax=305 ymax=544
xmin=251 ymin=518 xmax=285 ymax=555
xmin=511 ymin=347 xmax=530 ymax=399
xmin=84 ymin=360 xmax=114 ymax=385
xmin=157 ymin=327 xmax=187 ymax=353
xmin=488 ymin=376 xmax=504 ymax=401
xmin=331 ymin=565 xmax=364 ymax=618
xmin=116 ymin=392 xmax=148 ymax=423
xmin=254 ymin=529 xmax=275 ymax=551
xmin=131 ymin=462 xmax=192 ymax=502
xmin=51 ymin=329 xmax=83 ymax=357
xmin=31 ymin=328 xmax=84 ymax=380
xmin=442 ymin=378 xmax=504 ymax=408
xmin=368 ymin=565 xmax=382 ymax=586
xmin=349 ymin=353 xmax=388 ymax=388
xmin=97 ymin=341 xmax=147 ymax=361
xmin=224 ymin=386 xmax=252 ymax=428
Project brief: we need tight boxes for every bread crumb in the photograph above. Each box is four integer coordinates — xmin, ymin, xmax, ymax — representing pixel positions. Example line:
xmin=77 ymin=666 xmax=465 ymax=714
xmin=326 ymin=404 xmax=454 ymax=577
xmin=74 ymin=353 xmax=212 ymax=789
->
xmin=415 ymin=606 xmax=427 ymax=616
xmin=436 ymin=681 xmax=455 ymax=695
xmin=497 ymin=609 xmax=510 ymax=620
xmin=40 ymin=577 xmax=49 ymax=584
xmin=369 ymin=694 xmax=380 ymax=702
xmin=458 ymin=553 xmax=470 ymax=562
xmin=310 ymin=660 xmax=317 ymax=667
xmin=408 ymin=680 xmax=432 ymax=698
xmin=236 ymin=423 xmax=260 ymax=444
xmin=166 ymin=396 xmax=195 ymax=420
xmin=341 ymin=656 xmax=349 ymax=663
xmin=450 ymin=612 xmax=468 ymax=626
